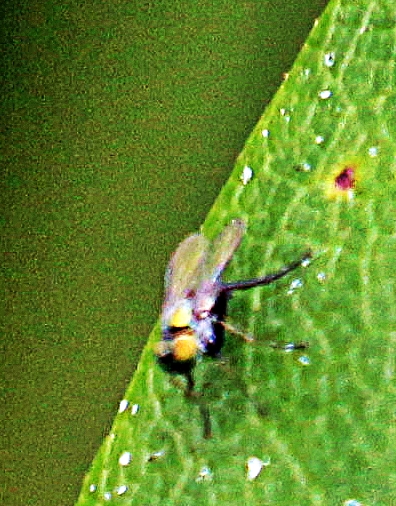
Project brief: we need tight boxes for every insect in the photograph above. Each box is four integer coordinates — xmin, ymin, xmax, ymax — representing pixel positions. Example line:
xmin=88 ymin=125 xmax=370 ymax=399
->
xmin=156 ymin=219 xmax=310 ymax=394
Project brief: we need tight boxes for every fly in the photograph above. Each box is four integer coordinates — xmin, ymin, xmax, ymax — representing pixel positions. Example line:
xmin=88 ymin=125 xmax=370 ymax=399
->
xmin=156 ymin=219 xmax=310 ymax=395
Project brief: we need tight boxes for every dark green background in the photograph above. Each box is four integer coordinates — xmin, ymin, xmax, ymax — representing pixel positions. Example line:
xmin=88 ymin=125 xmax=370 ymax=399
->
xmin=1 ymin=0 xmax=328 ymax=504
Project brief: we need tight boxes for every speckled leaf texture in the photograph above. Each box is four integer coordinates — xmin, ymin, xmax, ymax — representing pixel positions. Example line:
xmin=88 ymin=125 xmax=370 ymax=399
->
xmin=76 ymin=0 xmax=396 ymax=504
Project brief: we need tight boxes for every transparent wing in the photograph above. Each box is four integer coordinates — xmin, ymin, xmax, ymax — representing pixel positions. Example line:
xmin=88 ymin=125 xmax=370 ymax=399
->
xmin=203 ymin=219 xmax=246 ymax=282
xmin=162 ymin=233 xmax=209 ymax=326
xmin=194 ymin=220 xmax=246 ymax=313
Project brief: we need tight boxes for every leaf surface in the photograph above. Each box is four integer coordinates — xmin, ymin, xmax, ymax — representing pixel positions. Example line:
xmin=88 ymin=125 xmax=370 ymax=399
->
xmin=76 ymin=0 xmax=396 ymax=503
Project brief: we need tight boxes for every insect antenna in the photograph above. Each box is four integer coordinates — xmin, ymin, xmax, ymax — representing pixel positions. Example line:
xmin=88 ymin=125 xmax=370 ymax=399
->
xmin=221 ymin=251 xmax=311 ymax=293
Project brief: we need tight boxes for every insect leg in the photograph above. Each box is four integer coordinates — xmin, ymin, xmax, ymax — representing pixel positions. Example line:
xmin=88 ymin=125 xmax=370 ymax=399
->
xmin=220 ymin=321 xmax=254 ymax=342
xmin=184 ymin=370 xmax=195 ymax=396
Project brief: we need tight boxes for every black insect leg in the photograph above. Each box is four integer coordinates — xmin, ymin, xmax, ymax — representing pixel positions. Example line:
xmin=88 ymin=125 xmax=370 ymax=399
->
xmin=184 ymin=369 xmax=195 ymax=396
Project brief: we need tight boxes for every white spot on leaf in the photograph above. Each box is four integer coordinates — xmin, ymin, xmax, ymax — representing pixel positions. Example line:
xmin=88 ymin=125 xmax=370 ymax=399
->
xmin=298 ymin=355 xmax=311 ymax=366
xmin=117 ymin=485 xmax=128 ymax=496
xmin=287 ymin=278 xmax=303 ymax=294
xmin=196 ymin=466 xmax=213 ymax=482
xmin=148 ymin=450 xmax=165 ymax=461
xmin=119 ymin=451 xmax=132 ymax=466
xmin=368 ymin=146 xmax=378 ymax=157
xmin=319 ymin=89 xmax=332 ymax=99
xmin=118 ymin=399 xmax=129 ymax=413
xmin=246 ymin=456 xmax=269 ymax=480
xmin=324 ymin=52 xmax=335 ymax=67
xmin=240 ymin=166 xmax=253 ymax=186
xmin=301 ymin=162 xmax=312 ymax=172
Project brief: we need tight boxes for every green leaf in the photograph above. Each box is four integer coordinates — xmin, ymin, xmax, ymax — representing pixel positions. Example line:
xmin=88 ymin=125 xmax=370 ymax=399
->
xmin=76 ymin=0 xmax=396 ymax=503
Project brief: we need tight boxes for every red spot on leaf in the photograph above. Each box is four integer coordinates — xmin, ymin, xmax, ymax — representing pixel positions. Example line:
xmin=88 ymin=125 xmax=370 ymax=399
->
xmin=335 ymin=167 xmax=355 ymax=190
